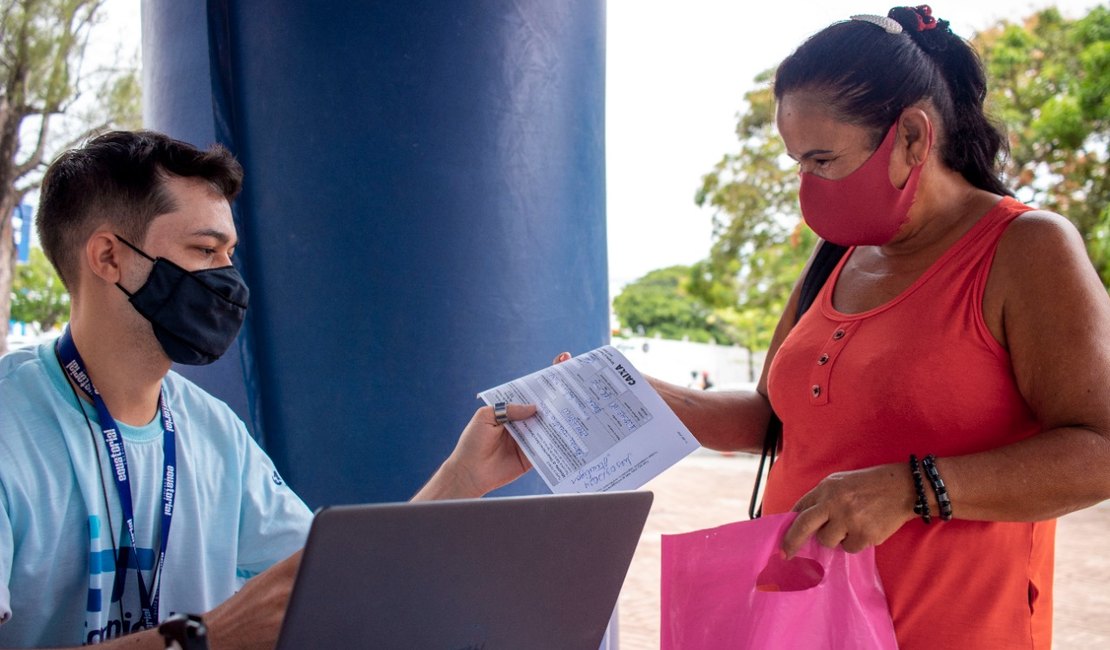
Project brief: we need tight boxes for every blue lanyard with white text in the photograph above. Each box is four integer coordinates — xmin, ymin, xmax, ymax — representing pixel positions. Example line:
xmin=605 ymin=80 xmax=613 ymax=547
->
xmin=56 ymin=328 xmax=176 ymax=630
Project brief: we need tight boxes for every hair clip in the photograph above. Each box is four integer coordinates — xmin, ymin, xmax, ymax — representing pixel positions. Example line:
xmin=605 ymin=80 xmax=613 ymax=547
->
xmin=850 ymin=14 xmax=904 ymax=34
xmin=911 ymin=5 xmax=938 ymax=31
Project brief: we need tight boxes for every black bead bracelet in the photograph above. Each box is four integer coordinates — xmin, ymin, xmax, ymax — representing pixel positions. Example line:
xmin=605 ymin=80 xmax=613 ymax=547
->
xmin=909 ymin=454 xmax=931 ymax=524
xmin=921 ymin=454 xmax=953 ymax=521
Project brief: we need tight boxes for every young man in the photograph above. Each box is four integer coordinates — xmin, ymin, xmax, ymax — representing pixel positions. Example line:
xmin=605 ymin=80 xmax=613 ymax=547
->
xmin=0 ymin=131 xmax=534 ymax=648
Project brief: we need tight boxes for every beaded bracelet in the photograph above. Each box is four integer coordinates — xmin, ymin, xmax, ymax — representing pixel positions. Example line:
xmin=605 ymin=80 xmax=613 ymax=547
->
xmin=909 ymin=454 xmax=931 ymax=524
xmin=921 ymin=454 xmax=954 ymax=521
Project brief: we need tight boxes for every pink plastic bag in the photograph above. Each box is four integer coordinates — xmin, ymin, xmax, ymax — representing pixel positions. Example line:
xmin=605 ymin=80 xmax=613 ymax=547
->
xmin=661 ymin=512 xmax=898 ymax=649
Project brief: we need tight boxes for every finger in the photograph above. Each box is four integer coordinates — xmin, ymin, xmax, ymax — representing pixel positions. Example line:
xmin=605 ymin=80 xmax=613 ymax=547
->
xmin=506 ymin=403 xmax=537 ymax=421
xmin=782 ymin=506 xmax=827 ymax=559
xmin=552 ymin=351 xmax=572 ymax=365
xmin=792 ymin=493 xmax=815 ymax=513
xmin=814 ymin=519 xmax=848 ymax=550
xmin=841 ymin=534 xmax=870 ymax=554
xmin=479 ymin=403 xmax=536 ymax=425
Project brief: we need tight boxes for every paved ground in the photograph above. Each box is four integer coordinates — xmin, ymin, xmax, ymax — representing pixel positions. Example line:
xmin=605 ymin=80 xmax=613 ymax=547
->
xmin=614 ymin=449 xmax=1110 ymax=649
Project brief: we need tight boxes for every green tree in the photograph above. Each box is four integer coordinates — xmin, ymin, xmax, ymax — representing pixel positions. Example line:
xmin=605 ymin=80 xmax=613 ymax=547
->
xmin=11 ymin=245 xmax=68 ymax=331
xmin=691 ymin=70 xmax=812 ymax=353
xmin=612 ymin=265 xmax=731 ymax=344
xmin=1 ymin=0 xmax=140 ymax=354
xmin=975 ymin=6 xmax=1110 ymax=283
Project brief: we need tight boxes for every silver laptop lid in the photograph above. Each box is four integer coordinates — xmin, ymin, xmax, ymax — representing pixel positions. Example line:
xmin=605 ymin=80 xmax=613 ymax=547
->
xmin=277 ymin=490 xmax=653 ymax=650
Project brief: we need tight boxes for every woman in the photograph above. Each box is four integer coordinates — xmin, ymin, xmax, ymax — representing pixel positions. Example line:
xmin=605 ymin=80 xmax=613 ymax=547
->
xmin=649 ymin=6 xmax=1110 ymax=648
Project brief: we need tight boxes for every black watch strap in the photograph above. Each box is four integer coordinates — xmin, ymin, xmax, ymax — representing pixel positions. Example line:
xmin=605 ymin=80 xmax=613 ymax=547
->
xmin=158 ymin=613 xmax=209 ymax=650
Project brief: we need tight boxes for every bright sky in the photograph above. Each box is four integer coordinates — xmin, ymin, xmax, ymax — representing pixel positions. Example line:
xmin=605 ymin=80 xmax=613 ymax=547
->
xmin=96 ymin=1 xmax=1102 ymax=299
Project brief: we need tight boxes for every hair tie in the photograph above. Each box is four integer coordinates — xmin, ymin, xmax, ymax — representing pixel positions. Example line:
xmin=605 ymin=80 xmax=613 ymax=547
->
xmin=851 ymin=14 xmax=904 ymax=34
xmin=911 ymin=5 xmax=938 ymax=31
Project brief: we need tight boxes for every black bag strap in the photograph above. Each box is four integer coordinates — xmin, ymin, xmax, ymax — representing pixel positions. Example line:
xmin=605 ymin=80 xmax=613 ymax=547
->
xmin=749 ymin=240 xmax=848 ymax=519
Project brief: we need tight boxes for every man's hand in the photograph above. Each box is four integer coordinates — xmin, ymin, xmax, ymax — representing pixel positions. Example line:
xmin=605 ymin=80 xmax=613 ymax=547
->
xmin=413 ymin=403 xmax=538 ymax=501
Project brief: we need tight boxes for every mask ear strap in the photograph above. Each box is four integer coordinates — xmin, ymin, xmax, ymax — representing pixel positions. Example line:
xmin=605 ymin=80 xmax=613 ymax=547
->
xmin=114 ymin=234 xmax=157 ymax=263
xmin=114 ymin=234 xmax=155 ymax=298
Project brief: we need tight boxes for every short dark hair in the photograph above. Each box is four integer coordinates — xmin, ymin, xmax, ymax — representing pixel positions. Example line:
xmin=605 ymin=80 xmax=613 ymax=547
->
xmin=37 ymin=130 xmax=244 ymax=289
xmin=774 ymin=7 xmax=1011 ymax=196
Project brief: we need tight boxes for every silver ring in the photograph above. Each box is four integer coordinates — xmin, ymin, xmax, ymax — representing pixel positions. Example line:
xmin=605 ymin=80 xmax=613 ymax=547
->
xmin=494 ymin=402 xmax=509 ymax=425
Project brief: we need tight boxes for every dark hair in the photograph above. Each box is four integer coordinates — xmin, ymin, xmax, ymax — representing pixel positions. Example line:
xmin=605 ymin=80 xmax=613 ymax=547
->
xmin=774 ymin=6 xmax=1011 ymax=196
xmin=37 ymin=130 xmax=244 ymax=289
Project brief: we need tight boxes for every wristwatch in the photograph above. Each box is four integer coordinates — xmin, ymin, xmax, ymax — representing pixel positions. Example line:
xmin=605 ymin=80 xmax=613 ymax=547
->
xmin=158 ymin=613 xmax=209 ymax=650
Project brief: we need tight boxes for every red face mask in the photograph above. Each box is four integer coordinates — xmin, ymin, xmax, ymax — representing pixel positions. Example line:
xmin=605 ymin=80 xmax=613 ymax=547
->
xmin=798 ymin=122 xmax=928 ymax=246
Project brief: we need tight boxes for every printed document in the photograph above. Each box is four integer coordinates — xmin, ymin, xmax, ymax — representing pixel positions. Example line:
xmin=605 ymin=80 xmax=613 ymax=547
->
xmin=479 ymin=346 xmax=700 ymax=493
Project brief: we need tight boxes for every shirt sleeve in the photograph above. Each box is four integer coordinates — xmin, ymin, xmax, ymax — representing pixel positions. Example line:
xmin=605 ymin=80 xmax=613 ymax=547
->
xmin=236 ymin=433 xmax=314 ymax=577
xmin=0 ymin=490 xmax=13 ymax=626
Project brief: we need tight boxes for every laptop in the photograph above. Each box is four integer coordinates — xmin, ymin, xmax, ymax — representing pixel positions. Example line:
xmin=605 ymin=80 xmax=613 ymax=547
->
xmin=276 ymin=490 xmax=654 ymax=650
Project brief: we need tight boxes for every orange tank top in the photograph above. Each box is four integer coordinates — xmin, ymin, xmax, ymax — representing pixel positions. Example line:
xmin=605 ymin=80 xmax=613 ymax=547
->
xmin=767 ymin=197 xmax=1053 ymax=649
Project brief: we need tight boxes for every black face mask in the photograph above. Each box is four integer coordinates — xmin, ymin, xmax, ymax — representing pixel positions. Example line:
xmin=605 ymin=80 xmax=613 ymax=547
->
xmin=115 ymin=235 xmax=250 ymax=366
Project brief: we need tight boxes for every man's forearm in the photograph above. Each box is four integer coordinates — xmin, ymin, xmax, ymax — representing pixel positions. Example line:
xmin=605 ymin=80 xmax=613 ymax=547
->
xmin=0 ymin=628 xmax=165 ymax=650
xmin=412 ymin=460 xmax=477 ymax=501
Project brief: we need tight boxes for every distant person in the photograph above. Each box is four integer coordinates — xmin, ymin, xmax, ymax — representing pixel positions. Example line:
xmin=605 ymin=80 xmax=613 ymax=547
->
xmin=635 ymin=7 xmax=1110 ymax=648
xmin=0 ymin=131 xmax=535 ymax=649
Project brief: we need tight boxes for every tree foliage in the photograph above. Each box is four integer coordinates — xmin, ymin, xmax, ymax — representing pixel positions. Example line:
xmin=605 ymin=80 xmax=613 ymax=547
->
xmin=642 ymin=4 xmax=1110 ymax=354
xmin=687 ymin=70 xmax=809 ymax=352
xmin=11 ymin=245 xmax=67 ymax=331
xmin=976 ymin=6 xmax=1110 ymax=283
xmin=611 ymin=265 xmax=731 ymax=344
xmin=0 ymin=0 xmax=140 ymax=353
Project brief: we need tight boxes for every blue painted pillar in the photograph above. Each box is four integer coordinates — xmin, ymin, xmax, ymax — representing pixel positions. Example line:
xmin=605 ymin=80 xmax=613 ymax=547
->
xmin=142 ymin=0 xmax=608 ymax=507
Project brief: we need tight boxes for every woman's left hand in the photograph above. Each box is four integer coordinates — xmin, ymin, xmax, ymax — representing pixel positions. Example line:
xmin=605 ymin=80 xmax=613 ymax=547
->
xmin=782 ymin=463 xmax=918 ymax=558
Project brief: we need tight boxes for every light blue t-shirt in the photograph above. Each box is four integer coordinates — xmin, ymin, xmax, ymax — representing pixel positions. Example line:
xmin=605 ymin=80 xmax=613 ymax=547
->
xmin=0 ymin=340 xmax=313 ymax=647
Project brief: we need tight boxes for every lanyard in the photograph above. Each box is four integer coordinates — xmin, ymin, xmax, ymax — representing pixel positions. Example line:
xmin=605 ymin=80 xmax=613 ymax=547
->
xmin=56 ymin=329 xmax=177 ymax=630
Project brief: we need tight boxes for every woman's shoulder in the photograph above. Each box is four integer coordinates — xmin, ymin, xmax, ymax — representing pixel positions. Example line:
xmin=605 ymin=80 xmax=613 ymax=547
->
xmin=1004 ymin=203 xmax=1077 ymax=232
xmin=979 ymin=202 xmax=1102 ymax=344
xmin=989 ymin=203 xmax=1104 ymax=319
xmin=997 ymin=205 xmax=1087 ymax=270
